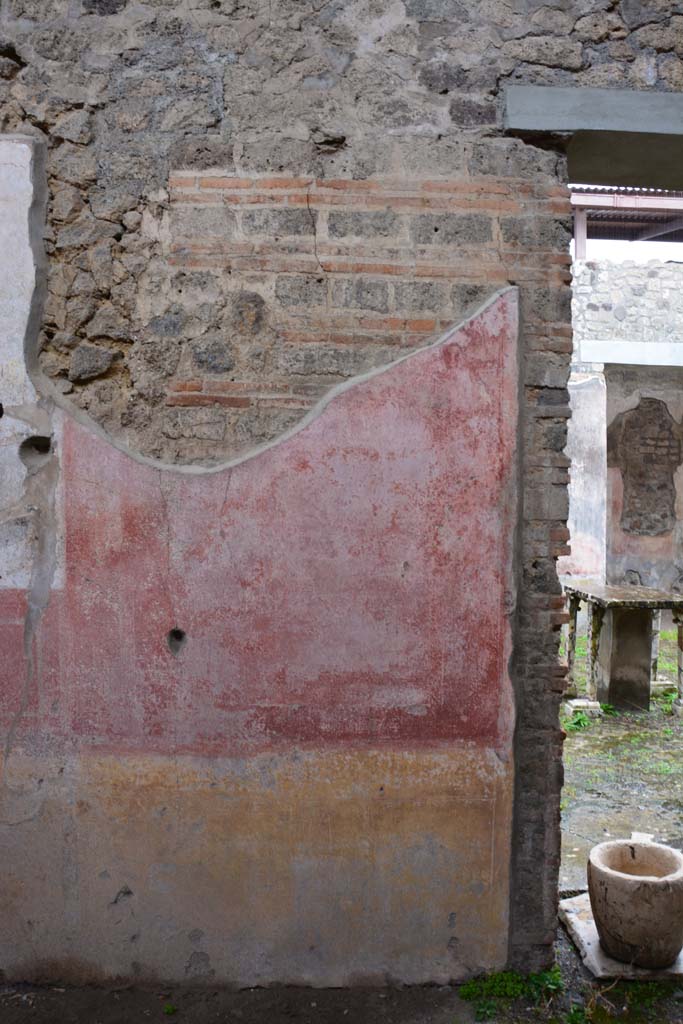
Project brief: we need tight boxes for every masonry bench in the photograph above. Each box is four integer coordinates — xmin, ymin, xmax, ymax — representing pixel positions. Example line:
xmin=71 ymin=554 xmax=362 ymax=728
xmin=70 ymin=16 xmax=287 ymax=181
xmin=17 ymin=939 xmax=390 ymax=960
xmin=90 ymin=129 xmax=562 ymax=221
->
xmin=561 ymin=577 xmax=683 ymax=710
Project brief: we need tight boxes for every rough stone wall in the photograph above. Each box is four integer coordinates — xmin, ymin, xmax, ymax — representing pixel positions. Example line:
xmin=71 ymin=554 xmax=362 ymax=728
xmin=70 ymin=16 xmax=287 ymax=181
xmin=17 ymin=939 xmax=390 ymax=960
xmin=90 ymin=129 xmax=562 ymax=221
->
xmin=2 ymin=0 xmax=683 ymax=978
xmin=573 ymin=259 xmax=683 ymax=363
xmin=0 ymin=0 xmax=679 ymax=465
xmin=162 ymin=173 xmax=569 ymax=461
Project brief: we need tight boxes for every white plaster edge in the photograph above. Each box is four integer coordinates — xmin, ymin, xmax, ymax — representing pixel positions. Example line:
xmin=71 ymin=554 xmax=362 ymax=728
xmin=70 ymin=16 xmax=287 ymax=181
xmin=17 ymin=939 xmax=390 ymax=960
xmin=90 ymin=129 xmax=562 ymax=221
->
xmin=0 ymin=134 xmax=64 ymax=589
xmin=568 ymin=371 xmax=606 ymax=388
xmin=31 ymin=284 xmax=518 ymax=478
xmin=581 ymin=341 xmax=683 ymax=367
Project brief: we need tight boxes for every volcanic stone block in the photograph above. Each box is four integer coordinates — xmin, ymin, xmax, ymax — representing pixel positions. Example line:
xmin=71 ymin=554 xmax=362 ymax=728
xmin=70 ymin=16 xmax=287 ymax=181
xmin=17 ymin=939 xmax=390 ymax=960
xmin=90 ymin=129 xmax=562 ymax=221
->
xmin=68 ymin=342 xmax=115 ymax=382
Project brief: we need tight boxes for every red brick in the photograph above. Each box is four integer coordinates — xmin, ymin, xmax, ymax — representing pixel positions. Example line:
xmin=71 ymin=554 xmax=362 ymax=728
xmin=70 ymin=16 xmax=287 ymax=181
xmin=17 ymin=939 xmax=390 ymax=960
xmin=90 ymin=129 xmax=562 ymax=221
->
xmin=257 ymin=176 xmax=314 ymax=189
xmin=167 ymin=394 xmax=251 ymax=408
xmin=203 ymin=380 xmax=291 ymax=394
xmin=221 ymin=192 xmax=307 ymax=206
xmin=255 ymin=397 xmax=313 ymax=409
xmin=315 ymin=178 xmax=383 ymax=191
xmin=198 ymin=176 xmax=253 ymax=189
xmin=169 ymin=174 xmax=197 ymax=188
xmin=552 ymin=544 xmax=572 ymax=557
xmin=550 ymin=526 xmax=570 ymax=542
xmin=329 ymin=332 xmax=389 ymax=345
xmin=406 ymin=318 xmax=438 ymax=332
xmin=424 ymin=179 xmax=511 ymax=196
xmin=171 ymin=193 xmax=224 ymax=205
xmin=551 ymin=612 xmax=571 ymax=627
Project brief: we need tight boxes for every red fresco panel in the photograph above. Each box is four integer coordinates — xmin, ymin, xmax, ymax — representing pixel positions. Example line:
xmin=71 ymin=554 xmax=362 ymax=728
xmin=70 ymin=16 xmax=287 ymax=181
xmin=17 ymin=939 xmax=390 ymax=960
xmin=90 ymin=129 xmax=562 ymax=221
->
xmin=3 ymin=290 xmax=519 ymax=758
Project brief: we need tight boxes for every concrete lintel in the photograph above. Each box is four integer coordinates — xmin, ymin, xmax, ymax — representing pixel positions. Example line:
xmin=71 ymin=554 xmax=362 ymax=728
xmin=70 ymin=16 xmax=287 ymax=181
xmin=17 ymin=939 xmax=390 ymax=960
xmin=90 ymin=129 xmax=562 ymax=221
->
xmin=505 ymin=85 xmax=683 ymax=137
xmin=581 ymin=341 xmax=683 ymax=367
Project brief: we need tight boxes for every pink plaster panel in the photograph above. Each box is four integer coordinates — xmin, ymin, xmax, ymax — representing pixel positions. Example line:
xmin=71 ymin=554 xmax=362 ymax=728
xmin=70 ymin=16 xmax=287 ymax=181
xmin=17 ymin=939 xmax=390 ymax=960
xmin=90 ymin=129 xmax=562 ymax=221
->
xmin=607 ymin=467 xmax=676 ymax=560
xmin=6 ymin=291 xmax=519 ymax=758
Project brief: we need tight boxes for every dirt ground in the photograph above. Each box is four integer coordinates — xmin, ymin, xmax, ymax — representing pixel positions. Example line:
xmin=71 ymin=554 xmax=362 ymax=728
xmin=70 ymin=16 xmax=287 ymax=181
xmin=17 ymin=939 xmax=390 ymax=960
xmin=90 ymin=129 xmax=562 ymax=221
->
xmin=3 ymin=929 xmax=683 ymax=1024
xmin=3 ymin=633 xmax=683 ymax=1023
xmin=0 ymin=982 xmax=474 ymax=1024
xmin=560 ymin=627 xmax=683 ymax=892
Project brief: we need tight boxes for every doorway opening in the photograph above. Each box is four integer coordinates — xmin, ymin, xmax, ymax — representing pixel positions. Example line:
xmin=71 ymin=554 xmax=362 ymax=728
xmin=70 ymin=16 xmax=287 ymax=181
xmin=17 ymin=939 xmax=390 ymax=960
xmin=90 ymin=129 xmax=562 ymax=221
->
xmin=559 ymin=181 xmax=683 ymax=895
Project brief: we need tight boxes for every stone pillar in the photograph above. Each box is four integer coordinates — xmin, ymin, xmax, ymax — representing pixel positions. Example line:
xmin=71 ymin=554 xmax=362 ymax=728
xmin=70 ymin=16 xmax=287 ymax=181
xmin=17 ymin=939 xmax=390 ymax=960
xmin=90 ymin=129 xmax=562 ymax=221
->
xmin=596 ymin=607 xmax=653 ymax=710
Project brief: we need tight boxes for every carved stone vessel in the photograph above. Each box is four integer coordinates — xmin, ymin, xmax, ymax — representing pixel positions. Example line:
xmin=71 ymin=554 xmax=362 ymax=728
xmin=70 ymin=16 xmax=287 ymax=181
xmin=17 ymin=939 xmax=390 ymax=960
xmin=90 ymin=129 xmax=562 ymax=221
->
xmin=588 ymin=839 xmax=683 ymax=969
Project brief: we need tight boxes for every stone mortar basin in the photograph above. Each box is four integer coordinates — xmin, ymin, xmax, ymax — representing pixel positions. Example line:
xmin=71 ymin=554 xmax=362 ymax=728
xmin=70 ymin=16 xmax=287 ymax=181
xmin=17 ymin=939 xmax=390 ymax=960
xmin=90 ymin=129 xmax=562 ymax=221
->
xmin=588 ymin=839 xmax=683 ymax=969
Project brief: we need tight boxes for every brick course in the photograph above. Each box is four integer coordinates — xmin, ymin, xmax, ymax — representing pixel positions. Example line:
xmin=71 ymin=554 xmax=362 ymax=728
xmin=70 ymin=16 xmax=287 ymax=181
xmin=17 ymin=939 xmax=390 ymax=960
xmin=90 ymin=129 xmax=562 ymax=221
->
xmin=165 ymin=176 xmax=572 ymax=510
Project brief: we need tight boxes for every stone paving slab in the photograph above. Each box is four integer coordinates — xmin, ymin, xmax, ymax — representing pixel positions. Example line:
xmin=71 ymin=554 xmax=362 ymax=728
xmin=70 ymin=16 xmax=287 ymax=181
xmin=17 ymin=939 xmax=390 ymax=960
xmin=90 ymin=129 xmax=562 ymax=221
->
xmin=559 ymin=892 xmax=683 ymax=980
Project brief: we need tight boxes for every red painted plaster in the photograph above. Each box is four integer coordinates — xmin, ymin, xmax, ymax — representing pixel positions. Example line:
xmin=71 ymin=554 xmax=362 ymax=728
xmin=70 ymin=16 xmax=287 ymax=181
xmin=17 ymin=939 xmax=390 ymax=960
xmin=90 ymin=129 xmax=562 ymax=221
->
xmin=4 ymin=291 xmax=518 ymax=758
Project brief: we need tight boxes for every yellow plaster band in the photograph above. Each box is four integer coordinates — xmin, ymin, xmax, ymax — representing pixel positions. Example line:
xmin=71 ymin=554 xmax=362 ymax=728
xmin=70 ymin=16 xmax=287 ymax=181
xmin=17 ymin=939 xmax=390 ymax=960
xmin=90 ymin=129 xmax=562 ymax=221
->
xmin=0 ymin=745 xmax=512 ymax=986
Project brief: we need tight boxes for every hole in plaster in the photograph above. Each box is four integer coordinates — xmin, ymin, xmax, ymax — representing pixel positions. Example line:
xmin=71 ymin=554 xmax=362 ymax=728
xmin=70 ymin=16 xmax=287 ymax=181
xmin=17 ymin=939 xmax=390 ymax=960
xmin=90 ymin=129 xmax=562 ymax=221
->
xmin=0 ymin=402 xmax=3 ymax=418
xmin=19 ymin=435 xmax=52 ymax=471
xmin=167 ymin=628 xmax=187 ymax=656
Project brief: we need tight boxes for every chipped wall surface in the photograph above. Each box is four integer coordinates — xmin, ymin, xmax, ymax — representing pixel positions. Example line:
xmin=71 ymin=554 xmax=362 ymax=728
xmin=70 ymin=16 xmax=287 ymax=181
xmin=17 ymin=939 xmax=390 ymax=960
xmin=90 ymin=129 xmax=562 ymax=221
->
xmin=1 ymin=261 xmax=519 ymax=982
xmin=573 ymin=260 xmax=683 ymax=366
xmin=160 ymin=173 xmax=566 ymax=462
xmin=605 ymin=366 xmax=683 ymax=590
xmin=7 ymin=0 xmax=682 ymax=981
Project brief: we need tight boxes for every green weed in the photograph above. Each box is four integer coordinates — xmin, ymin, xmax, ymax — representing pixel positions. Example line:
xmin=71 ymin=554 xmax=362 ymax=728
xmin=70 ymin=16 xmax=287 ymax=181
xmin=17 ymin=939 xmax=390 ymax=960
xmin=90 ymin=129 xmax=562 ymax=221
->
xmin=655 ymin=688 xmax=678 ymax=716
xmin=474 ymin=997 xmax=498 ymax=1021
xmin=565 ymin=1005 xmax=588 ymax=1024
xmin=459 ymin=971 xmax=527 ymax=1002
xmin=460 ymin=964 xmax=564 ymax=1019
xmin=528 ymin=964 xmax=564 ymax=1002
xmin=652 ymin=760 xmax=677 ymax=775
xmin=564 ymin=710 xmax=591 ymax=732
xmin=627 ymin=980 xmax=676 ymax=1006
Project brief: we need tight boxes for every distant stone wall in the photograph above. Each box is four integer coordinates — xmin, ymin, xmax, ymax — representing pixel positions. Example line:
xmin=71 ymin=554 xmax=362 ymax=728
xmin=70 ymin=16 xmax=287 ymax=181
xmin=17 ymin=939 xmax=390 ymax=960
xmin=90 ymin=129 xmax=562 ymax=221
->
xmin=573 ymin=259 xmax=683 ymax=363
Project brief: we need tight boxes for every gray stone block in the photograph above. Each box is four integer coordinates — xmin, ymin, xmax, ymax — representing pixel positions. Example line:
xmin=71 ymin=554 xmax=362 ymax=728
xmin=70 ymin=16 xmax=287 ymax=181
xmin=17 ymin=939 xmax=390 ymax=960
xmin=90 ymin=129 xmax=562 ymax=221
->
xmin=329 ymin=278 xmax=389 ymax=313
xmin=410 ymin=213 xmax=492 ymax=246
xmin=68 ymin=342 xmax=115 ymax=382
